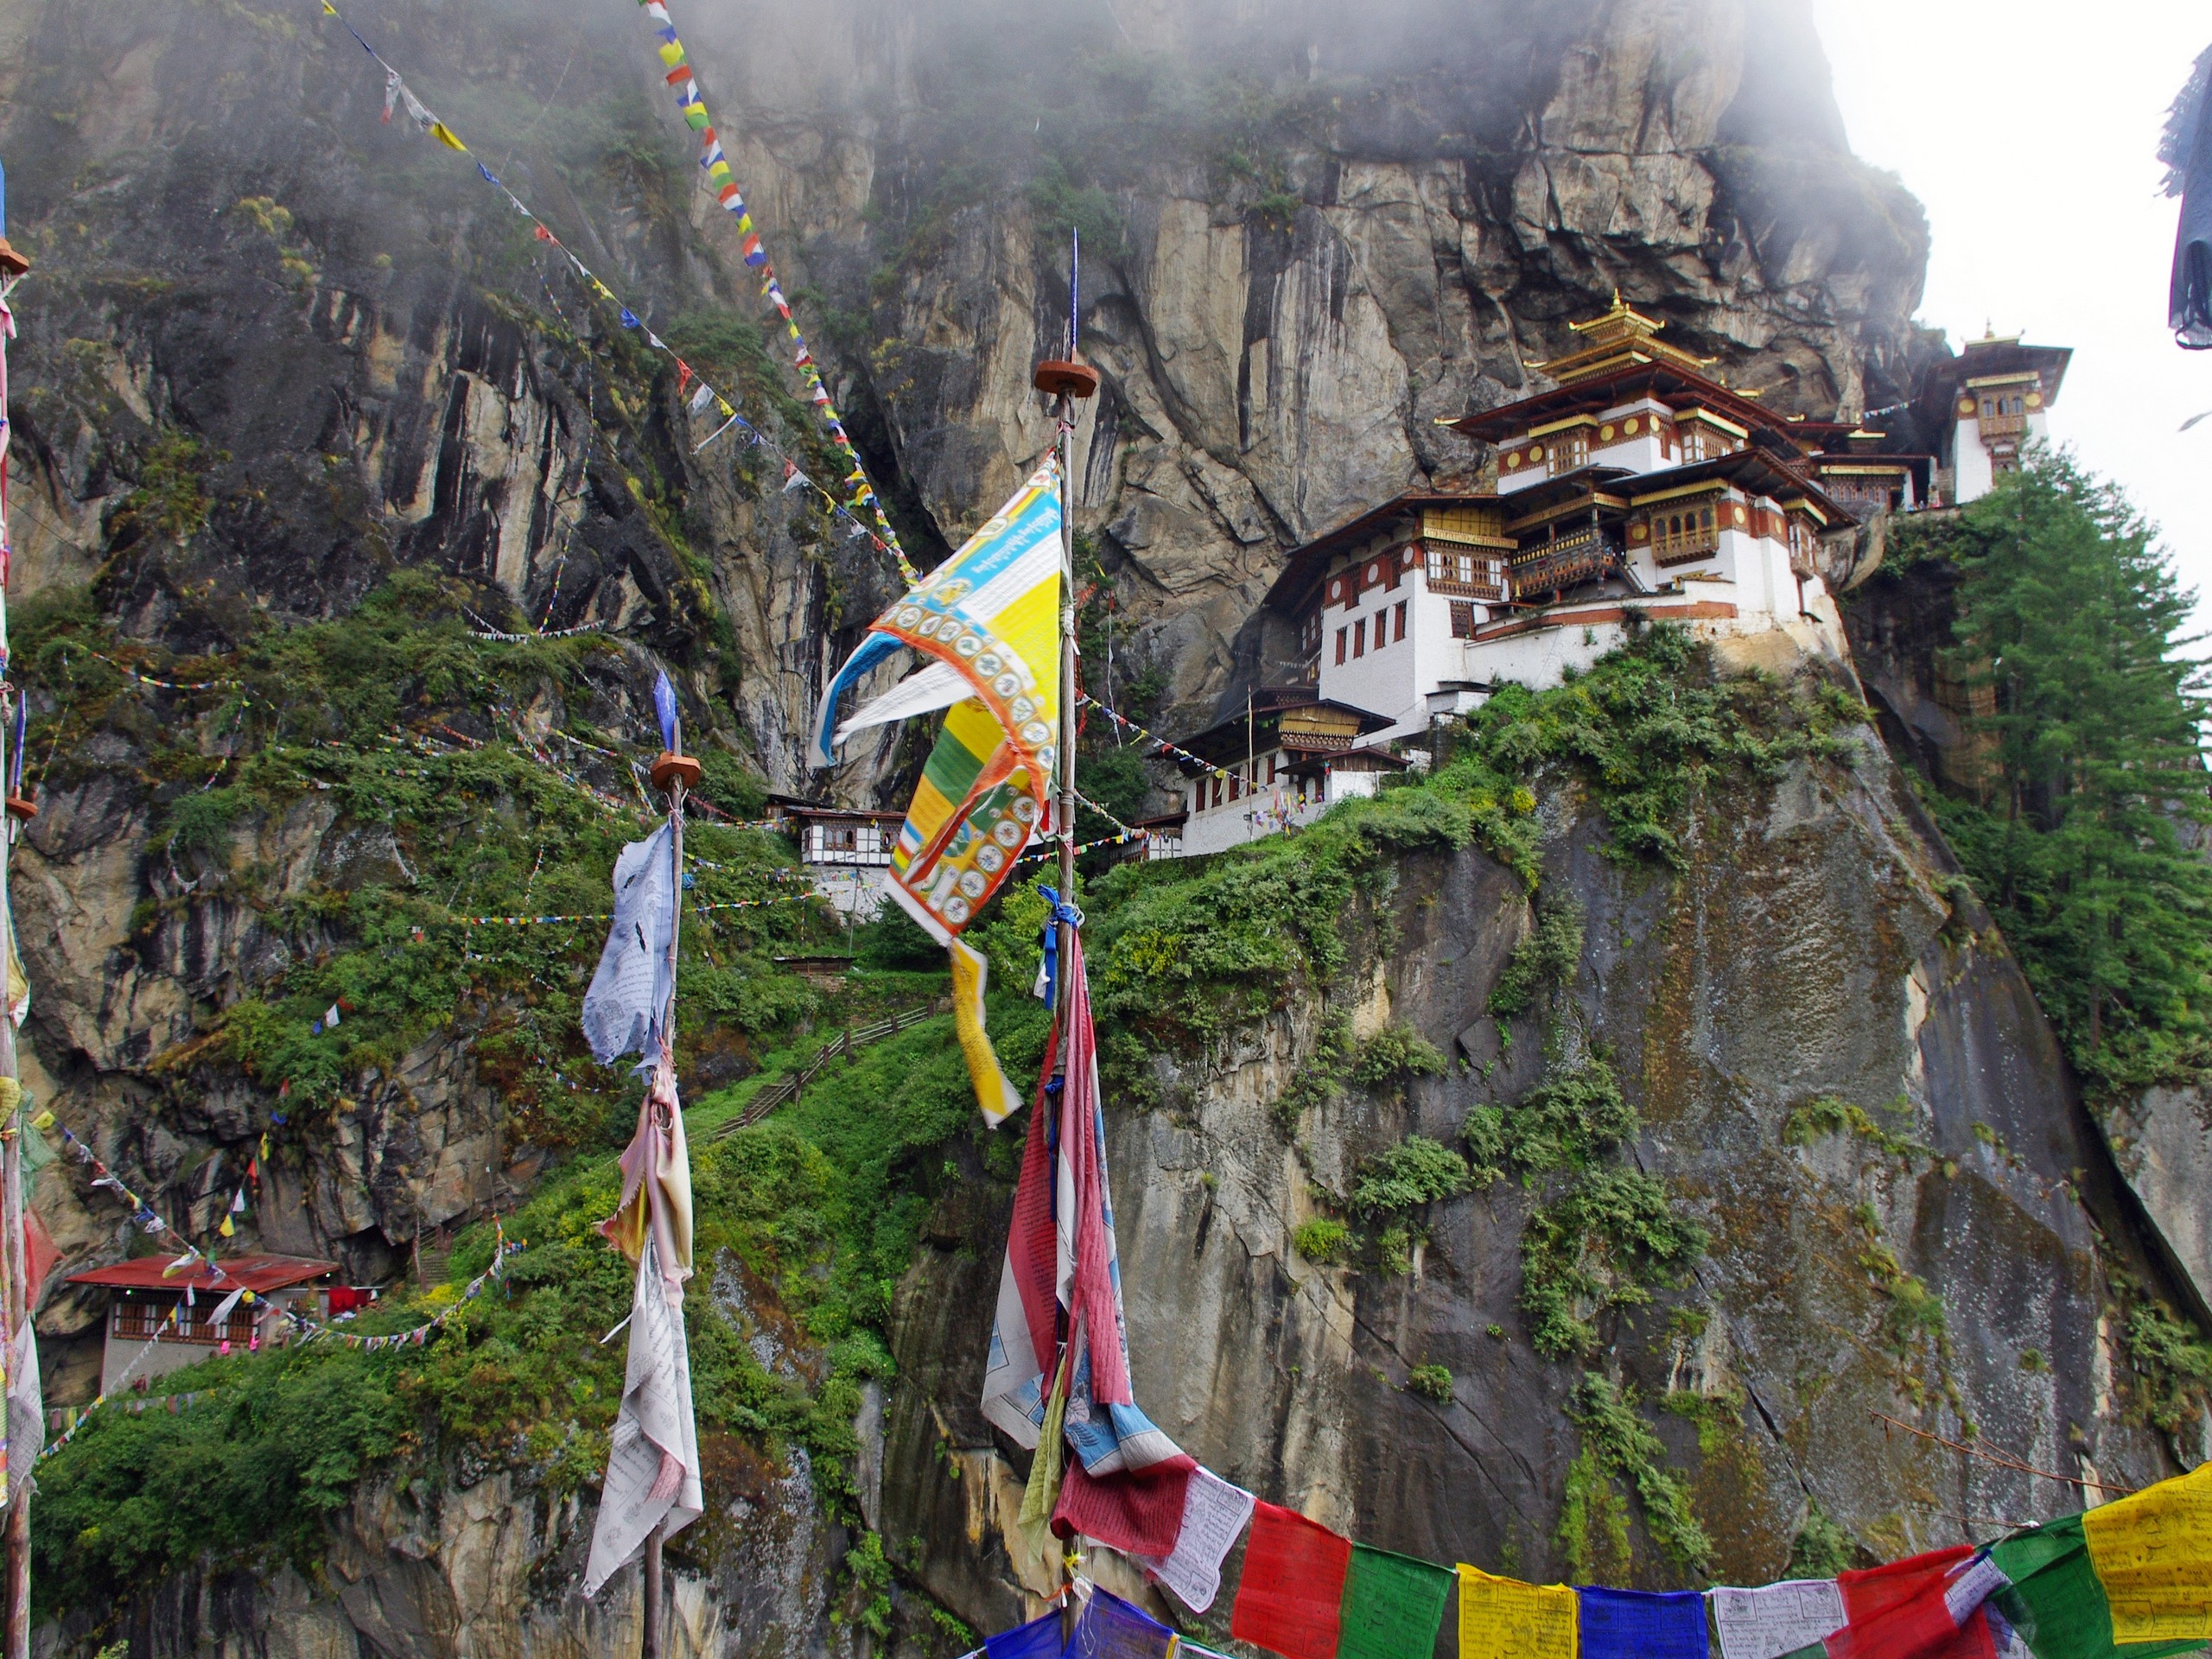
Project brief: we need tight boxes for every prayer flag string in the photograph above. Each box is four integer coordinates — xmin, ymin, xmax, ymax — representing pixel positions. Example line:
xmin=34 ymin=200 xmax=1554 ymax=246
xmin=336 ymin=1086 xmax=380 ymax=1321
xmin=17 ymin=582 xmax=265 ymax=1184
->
xmin=631 ymin=0 xmax=911 ymax=573
xmin=311 ymin=0 xmax=918 ymax=584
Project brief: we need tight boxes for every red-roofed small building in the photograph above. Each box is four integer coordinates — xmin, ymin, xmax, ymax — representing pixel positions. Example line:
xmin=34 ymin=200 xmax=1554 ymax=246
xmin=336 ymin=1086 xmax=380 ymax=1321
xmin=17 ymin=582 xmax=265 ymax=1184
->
xmin=67 ymin=1253 xmax=342 ymax=1392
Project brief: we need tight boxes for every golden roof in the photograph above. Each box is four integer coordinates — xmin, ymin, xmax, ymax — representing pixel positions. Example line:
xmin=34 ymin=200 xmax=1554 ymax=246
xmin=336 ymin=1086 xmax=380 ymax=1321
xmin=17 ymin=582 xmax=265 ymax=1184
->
xmin=1530 ymin=292 xmax=1718 ymax=385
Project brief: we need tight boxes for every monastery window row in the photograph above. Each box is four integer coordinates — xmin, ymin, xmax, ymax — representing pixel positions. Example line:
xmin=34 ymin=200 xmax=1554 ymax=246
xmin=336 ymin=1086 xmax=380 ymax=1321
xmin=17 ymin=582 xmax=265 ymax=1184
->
xmin=1497 ymin=409 xmax=1751 ymax=476
xmin=1333 ymin=600 xmax=1409 ymax=664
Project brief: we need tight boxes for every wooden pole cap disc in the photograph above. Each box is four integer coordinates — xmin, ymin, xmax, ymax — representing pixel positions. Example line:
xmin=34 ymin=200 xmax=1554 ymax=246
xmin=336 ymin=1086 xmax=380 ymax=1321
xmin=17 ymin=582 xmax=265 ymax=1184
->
xmin=0 ymin=239 xmax=28 ymax=279
xmin=649 ymin=752 xmax=702 ymax=794
xmin=3 ymin=795 xmax=35 ymax=822
xmin=1032 ymin=360 xmax=1100 ymax=400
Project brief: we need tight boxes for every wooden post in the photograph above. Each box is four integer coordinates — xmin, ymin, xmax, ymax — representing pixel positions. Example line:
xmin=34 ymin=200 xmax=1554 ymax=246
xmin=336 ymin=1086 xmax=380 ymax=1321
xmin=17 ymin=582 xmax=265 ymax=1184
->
xmin=640 ymin=721 xmax=693 ymax=1659
xmin=1030 ymin=226 xmax=1099 ymax=1636
xmin=640 ymin=1523 xmax=664 ymax=1659
xmin=1 ymin=691 xmax=29 ymax=1659
xmin=0 ymin=237 xmax=31 ymax=1659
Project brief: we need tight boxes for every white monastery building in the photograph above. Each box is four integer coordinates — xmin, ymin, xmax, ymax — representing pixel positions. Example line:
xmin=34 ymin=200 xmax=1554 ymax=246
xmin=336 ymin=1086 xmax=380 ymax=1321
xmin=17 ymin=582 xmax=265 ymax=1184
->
xmin=1151 ymin=299 xmax=2069 ymax=857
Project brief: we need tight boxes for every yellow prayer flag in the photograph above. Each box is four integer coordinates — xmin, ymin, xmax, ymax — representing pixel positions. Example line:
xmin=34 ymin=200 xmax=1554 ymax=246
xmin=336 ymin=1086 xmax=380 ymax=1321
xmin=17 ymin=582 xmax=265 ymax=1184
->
xmin=429 ymin=121 xmax=467 ymax=153
xmin=322 ymin=1 xmax=338 ymax=12
xmin=2084 ymin=1459 xmax=2212 ymax=1641
xmin=1458 ymin=1564 xmax=1578 ymax=1659
xmin=219 ymin=1214 xmax=235 ymax=1237
xmin=949 ymin=938 xmax=1020 ymax=1127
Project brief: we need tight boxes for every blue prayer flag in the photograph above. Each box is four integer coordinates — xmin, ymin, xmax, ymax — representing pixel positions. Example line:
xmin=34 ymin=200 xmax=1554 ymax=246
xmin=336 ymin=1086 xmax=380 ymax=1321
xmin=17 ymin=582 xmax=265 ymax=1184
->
xmin=1576 ymin=1586 xmax=1709 ymax=1659
xmin=653 ymin=669 xmax=680 ymax=753
xmin=985 ymin=1611 xmax=1064 ymax=1659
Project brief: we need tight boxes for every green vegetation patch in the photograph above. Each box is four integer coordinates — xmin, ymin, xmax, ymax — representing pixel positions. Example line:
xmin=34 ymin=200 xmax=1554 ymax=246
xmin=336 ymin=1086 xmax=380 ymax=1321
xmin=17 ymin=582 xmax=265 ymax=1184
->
xmin=1889 ymin=456 xmax=2212 ymax=1104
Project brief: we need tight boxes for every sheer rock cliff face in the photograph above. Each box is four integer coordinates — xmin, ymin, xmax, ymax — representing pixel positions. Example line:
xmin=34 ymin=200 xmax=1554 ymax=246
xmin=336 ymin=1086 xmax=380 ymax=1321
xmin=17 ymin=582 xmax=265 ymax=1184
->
xmin=1844 ymin=553 xmax=2212 ymax=1332
xmin=883 ymin=692 xmax=2201 ymax=1637
xmin=10 ymin=1 xmax=2190 ymax=1655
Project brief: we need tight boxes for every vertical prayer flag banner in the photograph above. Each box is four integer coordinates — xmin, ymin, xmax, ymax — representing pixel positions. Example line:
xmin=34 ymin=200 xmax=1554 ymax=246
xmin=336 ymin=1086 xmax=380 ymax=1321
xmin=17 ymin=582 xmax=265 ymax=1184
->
xmin=811 ymin=458 xmax=1062 ymax=1122
xmin=1458 ymin=1563 xmax=1579 ymax=1659
xmin=982 ymin=928 xmax=1193 ymax=1554
xmin=1338 ymin=1544 xmax=1455 ymax=1659
xmin=1230 ymin=1501 xmax=1352 ymax=1659
xmin=1576 ymin=1586 xmax=1707 ymax=1659
xmin=2080 ymin=1458 xmax=2212 ymax=1643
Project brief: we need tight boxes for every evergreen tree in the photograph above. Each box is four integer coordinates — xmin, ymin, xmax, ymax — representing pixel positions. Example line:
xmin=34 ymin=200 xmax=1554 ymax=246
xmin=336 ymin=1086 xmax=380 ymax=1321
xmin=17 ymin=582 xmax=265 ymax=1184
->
xmin=1929 ymin=451 xmax=2212 ymax=1099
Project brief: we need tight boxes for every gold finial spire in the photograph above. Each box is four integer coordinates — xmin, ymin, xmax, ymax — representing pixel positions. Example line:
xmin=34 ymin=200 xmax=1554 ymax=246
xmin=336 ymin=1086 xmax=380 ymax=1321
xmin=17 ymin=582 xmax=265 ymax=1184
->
xmin=1533 ymin=292 xmax=1715 ymax=385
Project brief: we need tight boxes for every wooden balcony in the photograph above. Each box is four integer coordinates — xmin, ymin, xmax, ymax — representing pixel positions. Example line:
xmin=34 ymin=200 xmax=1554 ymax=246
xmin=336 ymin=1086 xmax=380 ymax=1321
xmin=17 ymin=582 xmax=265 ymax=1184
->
xmin=1651 ymin=520 xmax=1720 ymax=566
xmin=1510 ymin=528 xmax=1622 ymax=598
xmin=1424 ymin=543 xmax=1508 ymax=601
xmin=1978 ymin=410 xmax=2027 ymax=439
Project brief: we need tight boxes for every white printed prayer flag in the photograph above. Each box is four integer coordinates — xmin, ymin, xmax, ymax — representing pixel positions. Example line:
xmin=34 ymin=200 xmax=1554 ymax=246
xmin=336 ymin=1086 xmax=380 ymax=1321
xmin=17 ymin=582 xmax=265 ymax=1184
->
xmin=1712 ymin=1578 xmax=1847 ymax=1659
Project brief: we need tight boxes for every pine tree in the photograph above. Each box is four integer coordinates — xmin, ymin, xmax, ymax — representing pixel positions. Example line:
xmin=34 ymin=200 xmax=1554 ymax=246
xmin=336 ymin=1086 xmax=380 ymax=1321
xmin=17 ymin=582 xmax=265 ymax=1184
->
xmin=1929 ymin=451 xmax=2212 ymax=1099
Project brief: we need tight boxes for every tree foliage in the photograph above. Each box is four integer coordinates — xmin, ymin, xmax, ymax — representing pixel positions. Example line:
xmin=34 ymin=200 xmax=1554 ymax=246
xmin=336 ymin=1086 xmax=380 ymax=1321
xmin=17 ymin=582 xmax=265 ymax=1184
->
xmin=1921 ymin=454 xmax=2212 ymax=1099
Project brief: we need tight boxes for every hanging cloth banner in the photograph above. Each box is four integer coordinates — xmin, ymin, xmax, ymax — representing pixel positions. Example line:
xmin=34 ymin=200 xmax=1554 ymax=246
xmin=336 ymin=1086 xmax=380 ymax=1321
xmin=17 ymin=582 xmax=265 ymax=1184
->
xmin=1993 ymin=1503 xmax=2209 ymax=1658
xmin=2077 ymin=1458 xmax=2212 ymax=1643
xmin=1575 ymin=1586 xmax=1709 ymax=1659
xmin=980 ymin=926 xmax=1193 ymax=1556
xmin=1713 ymin=1579 xmax=1849 ymax=1659
xmin=811 ymin=457 xmax=1062 ymax=1124
xmin=1339 ymin=1545 xmax=1457 ymax=1659
xmin=581 ymin=823 xmax=677 ymax=1065
xmin=1068 ymin=1587 xmax=1179 ymax=1659
xmin=1230 ymin=1503 xmax=1351 ymax=1659
xmin=1458 ymin=1564 xmax=1578 ymax=1659
xmin=1135 ymin=1464 xmax=1255 ymax=1613
xmin=634 ymin=0 xmax=908 ymax=564
xmin=1820 ymin=1545 xmax=2001 ymax=1659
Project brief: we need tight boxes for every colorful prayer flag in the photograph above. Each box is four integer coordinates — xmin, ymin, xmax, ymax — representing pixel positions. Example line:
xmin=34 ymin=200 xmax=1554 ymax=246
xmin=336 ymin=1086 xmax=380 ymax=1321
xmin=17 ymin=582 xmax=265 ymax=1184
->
xmin=1825 ymin=1546 xmax=1997 ymax=1659
xmin=985 ymin=1610 xmax=1064 ymax=1659
xmin=1577 ymin=1586 xmax=1707 ymax=1659
xmin=1339 ymin=1544 xmax=1456 ymax=1659
xmin=1231 ymin=1503 xmax=1352 ymax=1659
xmin=980 ymin=928 xmax=1193 ymax=1554
xmin=1714 ymin=1578 xmax=1847 ymax=1659
xmin=1458 ymin=1564 xmax=1578 ymax=1659
xmin=1071 ymin=1588 xmax=1178 ymax=1659
xmin=810 ymin=459 xmax=1060 ymax=1117
xmin=1135 ymin=1464 xmax=1255 ymax=1612
xmin=1989 ymin=1510 xmax=2206 ymax=1659
xmin=2078 ymin=1459 xmax=2212 ymax=1643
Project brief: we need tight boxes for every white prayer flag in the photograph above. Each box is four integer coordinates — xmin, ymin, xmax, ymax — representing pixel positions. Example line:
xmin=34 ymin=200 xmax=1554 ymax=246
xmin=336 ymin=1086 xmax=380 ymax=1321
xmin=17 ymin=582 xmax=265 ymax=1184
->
xmin=1712 ymin=1578 xmax=1847 ymax=1659
xmin=581 ymin=824 xmax=675 ymax=1065
xmin=582 ymin=1234 xmax=702 ymax=1597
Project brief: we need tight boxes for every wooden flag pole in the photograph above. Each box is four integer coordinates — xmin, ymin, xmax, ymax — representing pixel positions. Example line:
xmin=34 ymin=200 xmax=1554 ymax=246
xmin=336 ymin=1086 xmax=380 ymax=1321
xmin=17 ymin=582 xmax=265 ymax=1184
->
xmin=0 ymin=231 xmax=32 ymax=1659
xmin=0 ymin=692 xmax=26 ymax=1659
xmin=642 ymin=728 xmax=697 ymax=1659
xmin=1033 ymin=226 xmax=1097 ymax=1627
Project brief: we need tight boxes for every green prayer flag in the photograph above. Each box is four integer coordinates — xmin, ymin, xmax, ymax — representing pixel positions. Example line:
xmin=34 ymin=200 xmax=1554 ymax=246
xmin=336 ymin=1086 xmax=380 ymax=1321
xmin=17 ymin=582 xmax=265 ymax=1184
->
xmin=1337 ymin=1543 xmax=1453 ymax=1659
xmin=1990 ymin=1516 xmax=2206 ymax=1659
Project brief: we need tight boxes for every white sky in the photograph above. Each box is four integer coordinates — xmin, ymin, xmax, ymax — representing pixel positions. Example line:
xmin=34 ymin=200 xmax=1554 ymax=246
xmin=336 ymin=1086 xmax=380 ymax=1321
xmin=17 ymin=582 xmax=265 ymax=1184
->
xmin=1814 ymin=3 xmax=2211 ymax=617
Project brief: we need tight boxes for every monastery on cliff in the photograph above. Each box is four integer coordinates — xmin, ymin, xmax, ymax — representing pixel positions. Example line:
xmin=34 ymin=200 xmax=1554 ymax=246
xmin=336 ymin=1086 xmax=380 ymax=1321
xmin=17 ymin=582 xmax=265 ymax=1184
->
xmin=1154 ymin=301 xmax=2069 ymax=858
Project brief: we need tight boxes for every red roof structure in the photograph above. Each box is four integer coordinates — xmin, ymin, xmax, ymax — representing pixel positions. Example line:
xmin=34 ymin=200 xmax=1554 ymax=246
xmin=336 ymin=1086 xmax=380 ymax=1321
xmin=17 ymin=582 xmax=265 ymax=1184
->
xmin=66 ymin=1252 xmax=339 ymax=1295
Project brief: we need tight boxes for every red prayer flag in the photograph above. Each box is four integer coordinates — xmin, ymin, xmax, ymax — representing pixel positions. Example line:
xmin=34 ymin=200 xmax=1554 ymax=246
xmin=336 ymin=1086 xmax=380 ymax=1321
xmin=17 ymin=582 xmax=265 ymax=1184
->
xmin=1230 ymin=1501 xmax=1352 ymax=1659
xmin=1827 ymin=1547 xmax=1997 ymax=1659
xmin=23 ymin=1207 xmax=60 ymax=1308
